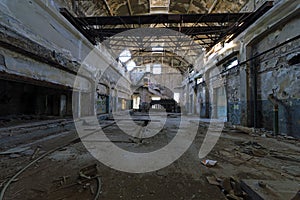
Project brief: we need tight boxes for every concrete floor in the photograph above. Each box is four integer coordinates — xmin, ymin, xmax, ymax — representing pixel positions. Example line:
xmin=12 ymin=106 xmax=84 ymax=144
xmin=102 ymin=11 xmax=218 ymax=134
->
xmin=0 ymin=113 xmax=299 ymax=200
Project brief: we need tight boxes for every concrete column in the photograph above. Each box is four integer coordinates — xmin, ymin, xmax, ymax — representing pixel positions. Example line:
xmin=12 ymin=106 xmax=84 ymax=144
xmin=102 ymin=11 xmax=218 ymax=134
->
xmin=59 ymin=94 xmax=67 ymax=116
xmin=240 ymin=64 xmax=249 ymax=126
xmin=204 ymin=72 xmax=210 ymax=118
xmin=89 ymin=81 xmax=95 ymax=116
xmin=72 ymin=91 xmax=81 ymax=118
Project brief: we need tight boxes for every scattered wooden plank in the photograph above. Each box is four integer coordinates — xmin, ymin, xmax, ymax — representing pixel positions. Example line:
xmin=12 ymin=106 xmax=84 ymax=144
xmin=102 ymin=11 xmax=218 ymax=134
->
xmin=241 ymin=179 xmax=300 ymax=200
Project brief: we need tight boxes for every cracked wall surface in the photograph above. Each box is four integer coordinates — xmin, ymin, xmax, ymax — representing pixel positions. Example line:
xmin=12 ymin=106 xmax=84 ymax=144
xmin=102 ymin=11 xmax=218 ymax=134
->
xmin=252 ymin=17 xmax=300 ymax=137
xmin=0 ymin=0 xmax=132 ymax=117
xmin=182 ymin=0 xmax=300 ymax=137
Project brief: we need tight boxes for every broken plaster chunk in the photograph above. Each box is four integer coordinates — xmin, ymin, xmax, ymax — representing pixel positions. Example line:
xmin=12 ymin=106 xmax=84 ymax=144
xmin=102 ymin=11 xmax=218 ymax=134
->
xmin=201 ymin=159 xmax=217 ymax=167
xmin=206 ymin=176 xmax=220 ymax=186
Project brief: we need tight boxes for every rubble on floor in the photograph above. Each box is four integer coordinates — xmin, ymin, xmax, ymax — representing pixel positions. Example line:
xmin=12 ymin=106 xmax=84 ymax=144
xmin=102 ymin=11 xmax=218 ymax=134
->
xmin=0 ymin=114 xmax=299 ymax=199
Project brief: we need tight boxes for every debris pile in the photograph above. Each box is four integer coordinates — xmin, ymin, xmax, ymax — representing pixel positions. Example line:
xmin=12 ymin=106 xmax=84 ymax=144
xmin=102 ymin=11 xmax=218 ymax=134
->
xmin=206 ymin=176 xmax=248 ymax=200
xmin=53 ymin=164 xmax=102 ymax=199
xmin=234 ymin=141 xmax=268 ymax=157
xmin=230 ymin=125 xmax=299 ymax=142
xmin=0 ymin=115 xmax=63 ymax=127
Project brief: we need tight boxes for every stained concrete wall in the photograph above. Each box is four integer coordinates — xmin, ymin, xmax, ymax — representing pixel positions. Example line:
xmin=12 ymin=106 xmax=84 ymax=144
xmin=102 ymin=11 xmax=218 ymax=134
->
xmin=251 ymin=18 xmax=300 ymax=137
xmin=225 ymin=68 xmax=242 ymax=125
xmin=0 ymin=0 xmax=132 ymax=117
xmin=196 ymin=85 xmax=208 ymax=118
xmin=130 ymin=65 xmax=183 ymax=91
xmin=239 ymin=0 xmax=300 ymax=137
xmin=182 ymin=0 xmax=300 ymax=137
xmin=207 ymin=66 xmax=226 ymax=120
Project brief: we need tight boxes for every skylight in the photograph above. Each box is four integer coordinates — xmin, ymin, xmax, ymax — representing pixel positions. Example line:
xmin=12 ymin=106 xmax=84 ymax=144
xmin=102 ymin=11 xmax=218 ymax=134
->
xmin=119 ymin=49 xmax=131 ymax=63
xmin=226 ymin=59 xmax=238 ymax=70
xmin=152 ymin=46 xmax=164 ymax=52
xmin=126 ymin=60 xmax=136 ymax=71
xmin=150 ymin=0 xmax=170 ymax=13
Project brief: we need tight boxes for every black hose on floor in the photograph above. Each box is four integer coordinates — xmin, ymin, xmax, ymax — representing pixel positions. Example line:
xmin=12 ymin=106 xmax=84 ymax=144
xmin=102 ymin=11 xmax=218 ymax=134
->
xmin=0 ymin=121 xmax=116 ymax=200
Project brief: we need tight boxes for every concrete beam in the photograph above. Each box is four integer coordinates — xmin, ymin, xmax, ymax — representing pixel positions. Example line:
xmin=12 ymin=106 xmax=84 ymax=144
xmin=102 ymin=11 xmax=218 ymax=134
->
xmin=0 ymin=24 xmax=80 ymax=75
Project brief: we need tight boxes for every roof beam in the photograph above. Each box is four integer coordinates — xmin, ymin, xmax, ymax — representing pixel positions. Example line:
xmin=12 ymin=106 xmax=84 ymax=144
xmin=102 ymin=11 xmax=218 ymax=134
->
xmin=209 ymin=1 xmax=274 ymax=48
xmin=77 ymin=13 xmax=251 ymax=26
xmin=187 ymin=0 xmax=193 ymax=14
xmin=127 ymin=0 xmax=133 ymax=15
xmin=92 ymin=26 xmax=229 ymax=38
xmin=60 ymin=1 xmax=273 ymax=48
xmin=103 ymin=0 xmax=113 ymax=16
xmin=59 ymin=8 xmax=96 ymax=44
xmin=208 ymin=0 xmax=218 ymax=13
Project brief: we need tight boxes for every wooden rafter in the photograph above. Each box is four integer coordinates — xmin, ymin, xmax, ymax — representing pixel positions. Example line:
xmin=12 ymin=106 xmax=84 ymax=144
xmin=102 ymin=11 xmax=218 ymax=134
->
xmin=187 ymin=0 xmax=193 ymax=14
xmin=103 ymin=0 xmax=113 ymax=16
xmin=127 ymin=0 xmax=133 ymax=15
xmin=208 ymin=0 xmax=218 ymax=13
xmin=60 ymin=1 xmax=274 ymax=49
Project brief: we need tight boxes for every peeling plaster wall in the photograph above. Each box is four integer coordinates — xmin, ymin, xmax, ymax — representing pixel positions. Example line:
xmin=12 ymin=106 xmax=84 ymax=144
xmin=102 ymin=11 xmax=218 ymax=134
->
xmin=207 ymin=66 xmax=226 ymax=119
xmin=0 ymin=47 xmax=89 ymax=91
xmin=197 ymin=84 xmax=207 ymax=118
xmin=0 ymin=0 xmax=89 ymax=62
xmin=251 ymin=17 xmax=300 ymax=137
xmin=182 ymin=0 xmax=300 ymax=138
xmin=212 ymin=1 xmax=299 ymax=137
xmin=0 ymin=0 xmax=132 ymax=116
xmin=224 ymin=67 xmax=242 ymax=125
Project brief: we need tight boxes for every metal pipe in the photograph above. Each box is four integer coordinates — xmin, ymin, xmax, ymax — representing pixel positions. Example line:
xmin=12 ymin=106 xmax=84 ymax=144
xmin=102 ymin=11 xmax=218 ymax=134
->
xmin=249 ymin=56 xmax=258 ymax=128
xmin=220 ymin=35 xmax=300 ymax=74
xmin=268 ymin=94 xmax=279 ymax=135
xmin=274 ymin=104 xmax=279 ymax=135
xmin=0 ymin=121 xmax=116 ymax=200
xmin=253 ymin=61 xmax=258 ymax=128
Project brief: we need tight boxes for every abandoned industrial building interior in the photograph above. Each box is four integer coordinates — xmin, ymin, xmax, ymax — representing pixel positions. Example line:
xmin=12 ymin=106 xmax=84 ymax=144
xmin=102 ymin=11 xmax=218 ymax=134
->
xmin=0 ymin=0 xmax=300 ymax=199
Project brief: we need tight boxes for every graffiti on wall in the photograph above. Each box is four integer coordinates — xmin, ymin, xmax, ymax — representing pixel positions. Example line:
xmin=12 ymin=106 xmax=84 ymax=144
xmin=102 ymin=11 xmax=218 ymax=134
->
xmin=228 ymin=102 xmax=241 ymax=125
xmin=97 ymin=95 xmax=108 ymax=114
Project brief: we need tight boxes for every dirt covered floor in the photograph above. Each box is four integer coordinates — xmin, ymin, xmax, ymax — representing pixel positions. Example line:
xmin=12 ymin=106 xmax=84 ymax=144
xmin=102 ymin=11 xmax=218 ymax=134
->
xmin=0 ymin=113 xmax=299 ymax=200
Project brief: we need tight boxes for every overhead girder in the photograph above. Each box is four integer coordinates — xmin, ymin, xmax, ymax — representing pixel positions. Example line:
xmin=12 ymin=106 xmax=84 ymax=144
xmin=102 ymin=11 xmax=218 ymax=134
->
xmin=90 ymin=26 xmax=229 ymax=39
xmin=103 ymin=38 xmax=203 ymax=51
xmin=130 ymin=59 xmax=188 ymax=74
xmin=60 ymin=1 xmax=273 ymax=49
xmin=77 ymin=13 xmax=250 ymax=26
xmin=102 ymin=34 xmax=203 ymax=63
xmin=59 ymin=1 xmax=273 ymax=75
